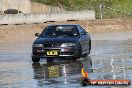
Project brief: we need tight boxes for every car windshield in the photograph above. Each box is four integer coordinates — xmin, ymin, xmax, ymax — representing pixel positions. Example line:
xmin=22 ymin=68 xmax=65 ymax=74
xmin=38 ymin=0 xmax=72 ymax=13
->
xmin=40 ymin=25 xmax=79 ymax=38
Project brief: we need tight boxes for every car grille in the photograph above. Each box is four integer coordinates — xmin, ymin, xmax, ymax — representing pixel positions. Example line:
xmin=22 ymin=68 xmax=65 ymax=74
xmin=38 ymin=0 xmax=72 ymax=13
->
xmin=44 ymin=43 xmax=62 ymax=47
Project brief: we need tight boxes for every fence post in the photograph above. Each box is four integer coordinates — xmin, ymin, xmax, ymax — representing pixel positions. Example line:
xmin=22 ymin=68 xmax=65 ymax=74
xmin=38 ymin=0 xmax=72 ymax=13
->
xmin=99 ymin=4 xmax=103 ymax=19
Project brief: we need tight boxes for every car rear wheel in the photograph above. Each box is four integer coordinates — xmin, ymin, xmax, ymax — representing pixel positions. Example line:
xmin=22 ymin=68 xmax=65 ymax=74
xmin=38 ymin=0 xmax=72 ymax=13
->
xmin=32 ymin=56 xmax=40 ymax=62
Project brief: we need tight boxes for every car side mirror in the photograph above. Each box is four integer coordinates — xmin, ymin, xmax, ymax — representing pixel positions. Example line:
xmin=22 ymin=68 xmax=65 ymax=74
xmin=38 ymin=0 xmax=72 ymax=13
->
xmin=86 ymin=32 xmax=89 ymax=34
xmin=35 ymin=33 xmax=39 ymax=37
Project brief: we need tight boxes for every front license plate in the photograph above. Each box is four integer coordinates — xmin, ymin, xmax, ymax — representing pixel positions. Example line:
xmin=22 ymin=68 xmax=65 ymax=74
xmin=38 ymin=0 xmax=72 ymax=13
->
xmin=46 ymin=50 xmax=59 ymax=56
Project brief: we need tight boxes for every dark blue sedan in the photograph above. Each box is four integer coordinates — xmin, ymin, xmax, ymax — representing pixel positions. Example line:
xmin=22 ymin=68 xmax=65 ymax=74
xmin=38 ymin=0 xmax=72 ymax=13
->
xmin=32 ymin=24 xmax=91 ymax=62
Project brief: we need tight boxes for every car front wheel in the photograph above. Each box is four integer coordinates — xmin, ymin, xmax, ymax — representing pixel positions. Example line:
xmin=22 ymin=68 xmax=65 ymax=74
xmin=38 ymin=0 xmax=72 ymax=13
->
xmin=72 ymin=46 xmax=82 ymax=59
xmin=32 ymin=56 xmax=40 ymax=62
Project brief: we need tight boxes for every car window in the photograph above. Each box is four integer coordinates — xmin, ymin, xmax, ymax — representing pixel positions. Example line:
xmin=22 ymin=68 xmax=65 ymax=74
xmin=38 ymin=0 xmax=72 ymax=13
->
xmin=77 ymin=25 xmax=86 ymax=35
xmin=40 ymin=25 xmax=79 ymax=37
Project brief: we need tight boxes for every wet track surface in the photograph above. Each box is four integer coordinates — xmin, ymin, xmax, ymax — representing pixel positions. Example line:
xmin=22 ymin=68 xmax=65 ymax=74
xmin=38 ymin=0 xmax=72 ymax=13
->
xmin=0 ymin=39 xmax=132 ymax=88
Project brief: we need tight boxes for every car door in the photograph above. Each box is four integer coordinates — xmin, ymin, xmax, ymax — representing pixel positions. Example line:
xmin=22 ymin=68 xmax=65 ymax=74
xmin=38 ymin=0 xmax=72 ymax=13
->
xmin=77 ymin=25 xmax=89 ymax=54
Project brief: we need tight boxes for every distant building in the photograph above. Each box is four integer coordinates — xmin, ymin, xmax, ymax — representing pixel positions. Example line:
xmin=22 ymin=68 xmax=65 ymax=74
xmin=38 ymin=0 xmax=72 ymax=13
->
xmin=0 ymin=0 xmax=32 ymax=14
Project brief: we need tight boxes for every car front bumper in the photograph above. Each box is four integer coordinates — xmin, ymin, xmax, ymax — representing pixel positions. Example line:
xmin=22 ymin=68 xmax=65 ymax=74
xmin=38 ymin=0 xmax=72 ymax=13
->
xmin=32 ymin=46 xmax=79 ymax=58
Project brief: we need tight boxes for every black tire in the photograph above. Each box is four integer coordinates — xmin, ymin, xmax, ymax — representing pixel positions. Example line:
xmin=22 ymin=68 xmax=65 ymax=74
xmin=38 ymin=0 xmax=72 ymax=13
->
xmin=73 ymin=46 xmax=82 ymax=59
xmin=72 ymin=56 xmax=78 ymax=60
xmin=82 ymin=53 xmax=88 ymax=57
xmin=82 ymin=40 xmax=91 ymax=57
xmin=32 ymin=56 xmax=40 ymax=63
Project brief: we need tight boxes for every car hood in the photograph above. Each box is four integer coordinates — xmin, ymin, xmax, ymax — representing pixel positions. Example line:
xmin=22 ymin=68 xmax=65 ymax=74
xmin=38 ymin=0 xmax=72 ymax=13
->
xmin=33 ymin=37 xmax=78 ymax=44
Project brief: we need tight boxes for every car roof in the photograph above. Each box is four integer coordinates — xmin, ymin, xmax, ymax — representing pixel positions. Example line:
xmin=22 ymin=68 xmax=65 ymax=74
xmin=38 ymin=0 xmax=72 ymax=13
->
xmin=47 ymin=24 xmax=80 ymax=26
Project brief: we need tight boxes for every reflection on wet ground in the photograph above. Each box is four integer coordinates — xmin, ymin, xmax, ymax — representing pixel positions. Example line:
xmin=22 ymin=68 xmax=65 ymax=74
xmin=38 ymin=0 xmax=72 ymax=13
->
xmin=32 ymin=57 xmax=92 ymax=87
xmin=0 ymin=39 xmax=131 ymax=88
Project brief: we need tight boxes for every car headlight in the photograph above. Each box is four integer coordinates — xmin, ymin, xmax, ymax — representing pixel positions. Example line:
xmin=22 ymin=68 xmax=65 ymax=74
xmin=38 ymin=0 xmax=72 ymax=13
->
xmin=61 ymin=43 xmax=77 ymax=47
xmin=32 ymin=44 xmax=44 ymax=47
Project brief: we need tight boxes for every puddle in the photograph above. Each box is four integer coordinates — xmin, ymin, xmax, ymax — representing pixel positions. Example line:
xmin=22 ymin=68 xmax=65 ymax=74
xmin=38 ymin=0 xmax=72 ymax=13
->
xmin=0 ymin=39 xmax=131 ymax=88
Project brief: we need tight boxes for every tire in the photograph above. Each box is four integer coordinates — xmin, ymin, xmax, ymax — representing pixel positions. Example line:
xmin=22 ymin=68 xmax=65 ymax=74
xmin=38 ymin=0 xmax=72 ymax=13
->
xmin=32 ymin=56 xmax=40 ymax=63
xmin=73 ymin=46 xmax=82 ymax=59
xmin=82 ymin=40 xmax=91 ymax=57
xmin=82 ymin=53 xmax=88 ymax=57
xmin=72 ymin=56 xmax=78 ymax=60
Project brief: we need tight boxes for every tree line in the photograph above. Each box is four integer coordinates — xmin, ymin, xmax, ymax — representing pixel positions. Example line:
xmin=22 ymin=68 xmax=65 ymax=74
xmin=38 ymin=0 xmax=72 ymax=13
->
xmin=32 ymin=0 xmax=132 ymax=18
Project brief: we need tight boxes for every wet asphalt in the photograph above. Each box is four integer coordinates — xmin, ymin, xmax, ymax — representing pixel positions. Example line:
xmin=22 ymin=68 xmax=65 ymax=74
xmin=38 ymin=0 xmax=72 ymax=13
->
xmin=0 ymin=39 xmax=132 ymax=88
